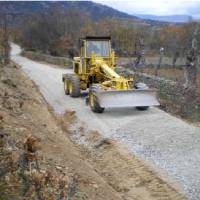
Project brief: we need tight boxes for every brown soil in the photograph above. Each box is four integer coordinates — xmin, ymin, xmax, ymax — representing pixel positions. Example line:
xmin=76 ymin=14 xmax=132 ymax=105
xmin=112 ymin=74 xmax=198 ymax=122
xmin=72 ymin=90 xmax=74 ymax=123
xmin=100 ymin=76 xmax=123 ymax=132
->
xmin=0 ymin=63 xmax=188 ymax=200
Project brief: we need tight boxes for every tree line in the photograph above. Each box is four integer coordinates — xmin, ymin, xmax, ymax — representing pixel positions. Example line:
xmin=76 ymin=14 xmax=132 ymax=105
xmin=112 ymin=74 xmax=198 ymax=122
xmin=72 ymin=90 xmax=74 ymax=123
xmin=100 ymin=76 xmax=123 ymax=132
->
xmin=11 ymin=5 xmax=200 ymax=59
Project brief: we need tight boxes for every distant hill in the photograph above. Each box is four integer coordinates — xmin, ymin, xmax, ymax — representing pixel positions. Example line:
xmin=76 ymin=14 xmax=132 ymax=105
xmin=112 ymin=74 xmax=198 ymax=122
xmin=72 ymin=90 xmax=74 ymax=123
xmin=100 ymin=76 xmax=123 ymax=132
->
xmin=135 ymin=14 xmax=193 ymax=23
xmin=0 ymin=1 xmax=139 ymax=21
xmin=0 ymin=1 xmax=169 ymax=27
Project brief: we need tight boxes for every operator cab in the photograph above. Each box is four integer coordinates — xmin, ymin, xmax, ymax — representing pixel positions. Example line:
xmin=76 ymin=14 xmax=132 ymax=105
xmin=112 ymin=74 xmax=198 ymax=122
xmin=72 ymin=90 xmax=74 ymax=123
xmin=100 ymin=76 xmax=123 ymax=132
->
xmin=81 ymin=36 xmax=111 ymax=58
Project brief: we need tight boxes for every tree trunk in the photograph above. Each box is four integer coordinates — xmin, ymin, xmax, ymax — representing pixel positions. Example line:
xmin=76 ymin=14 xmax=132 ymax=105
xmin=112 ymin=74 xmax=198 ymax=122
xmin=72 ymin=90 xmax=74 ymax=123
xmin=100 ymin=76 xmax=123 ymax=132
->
xmin=184 ymin=26 xmax=199 ymax=88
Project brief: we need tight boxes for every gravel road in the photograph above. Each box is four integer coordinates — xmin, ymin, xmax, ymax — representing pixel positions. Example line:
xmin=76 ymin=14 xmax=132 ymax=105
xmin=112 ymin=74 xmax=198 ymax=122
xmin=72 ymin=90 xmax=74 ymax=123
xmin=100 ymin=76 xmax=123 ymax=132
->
xmin=11 ymin=43 xmax=200 ymax=200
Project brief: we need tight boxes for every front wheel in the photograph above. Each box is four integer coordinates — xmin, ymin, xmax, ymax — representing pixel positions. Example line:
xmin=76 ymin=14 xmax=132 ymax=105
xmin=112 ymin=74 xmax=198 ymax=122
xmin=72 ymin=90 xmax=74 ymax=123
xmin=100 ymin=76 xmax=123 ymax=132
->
xmin=68 ymin=75 xmax=80 ymax=97
xmin=89 ymin=92 xmax=104 ymax=113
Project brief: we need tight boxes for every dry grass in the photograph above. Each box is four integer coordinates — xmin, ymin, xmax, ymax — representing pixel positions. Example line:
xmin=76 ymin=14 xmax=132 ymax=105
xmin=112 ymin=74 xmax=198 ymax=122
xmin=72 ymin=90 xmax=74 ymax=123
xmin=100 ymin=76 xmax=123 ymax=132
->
xmin=139 ymin=68 xmax=200 ymax=89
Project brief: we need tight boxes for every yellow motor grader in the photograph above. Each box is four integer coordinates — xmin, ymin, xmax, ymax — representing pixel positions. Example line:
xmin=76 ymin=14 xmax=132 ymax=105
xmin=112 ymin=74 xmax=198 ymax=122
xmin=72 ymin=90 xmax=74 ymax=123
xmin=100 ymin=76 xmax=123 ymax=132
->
xmin=62 ymin=36 xmax=159 ymax=113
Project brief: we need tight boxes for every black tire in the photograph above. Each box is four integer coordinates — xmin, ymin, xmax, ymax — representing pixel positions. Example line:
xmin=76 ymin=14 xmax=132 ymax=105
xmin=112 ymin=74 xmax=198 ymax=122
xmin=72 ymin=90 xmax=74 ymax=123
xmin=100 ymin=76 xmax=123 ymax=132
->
xmin=135 ymin=82 xmax=149 ymax=111
xmin=136 ymin=106 xmax=149 ymax=111
xmin=64 ymin=78 xmax=70 ymax=95
xmin=69 ymin=75 xmax=80 ymax=97
xmin=89 ymin=84 xmax=104 ymax=113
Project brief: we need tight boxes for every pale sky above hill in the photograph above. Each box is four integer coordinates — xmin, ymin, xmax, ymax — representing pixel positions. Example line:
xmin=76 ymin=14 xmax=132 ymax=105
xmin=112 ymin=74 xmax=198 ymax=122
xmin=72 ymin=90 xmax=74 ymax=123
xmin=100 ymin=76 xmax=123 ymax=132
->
xmin=94 ymin=0 xmax=200 ymax=18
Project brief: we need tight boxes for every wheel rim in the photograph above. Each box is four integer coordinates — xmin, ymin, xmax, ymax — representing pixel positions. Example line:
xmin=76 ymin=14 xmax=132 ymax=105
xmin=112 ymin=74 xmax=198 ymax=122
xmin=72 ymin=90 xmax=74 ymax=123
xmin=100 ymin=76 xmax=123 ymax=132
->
xmin=89 ymin=93 xmax=95 ymax=108
xmin=69 ymin=81 xmax=73 ymax=94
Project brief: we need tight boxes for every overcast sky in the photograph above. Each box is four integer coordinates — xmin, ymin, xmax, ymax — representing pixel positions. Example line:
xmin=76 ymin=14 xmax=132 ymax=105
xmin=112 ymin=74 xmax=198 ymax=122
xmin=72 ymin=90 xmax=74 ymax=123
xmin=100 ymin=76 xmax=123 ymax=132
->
xmin=94 ymin=0 xmax=200 ymax=18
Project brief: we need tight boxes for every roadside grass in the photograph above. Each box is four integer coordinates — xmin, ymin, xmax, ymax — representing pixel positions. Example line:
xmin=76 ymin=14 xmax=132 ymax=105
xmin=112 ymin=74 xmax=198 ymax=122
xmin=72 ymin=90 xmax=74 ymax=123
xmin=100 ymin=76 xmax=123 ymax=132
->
xmin=139 ymin=68 xmax=200 ymax=89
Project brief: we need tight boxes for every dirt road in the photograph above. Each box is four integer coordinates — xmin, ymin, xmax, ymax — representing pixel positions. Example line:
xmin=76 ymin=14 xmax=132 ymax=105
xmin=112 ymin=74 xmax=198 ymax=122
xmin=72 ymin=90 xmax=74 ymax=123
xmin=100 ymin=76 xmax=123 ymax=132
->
xmin=11 ymin=43 xmax=200 ymax=200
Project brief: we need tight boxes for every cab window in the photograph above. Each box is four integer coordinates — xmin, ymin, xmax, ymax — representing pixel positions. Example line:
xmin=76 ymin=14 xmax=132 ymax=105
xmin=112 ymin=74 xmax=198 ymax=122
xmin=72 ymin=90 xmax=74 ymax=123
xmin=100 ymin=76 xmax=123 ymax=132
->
xmin=86 ymin=40 xmax=110 ymax=57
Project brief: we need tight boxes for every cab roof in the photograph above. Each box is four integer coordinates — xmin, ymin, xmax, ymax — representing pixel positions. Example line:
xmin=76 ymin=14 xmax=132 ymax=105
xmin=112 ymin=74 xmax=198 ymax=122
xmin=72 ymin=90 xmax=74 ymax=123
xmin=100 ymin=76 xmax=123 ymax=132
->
xmin=84 ymin=36 xmax=111 ymax=40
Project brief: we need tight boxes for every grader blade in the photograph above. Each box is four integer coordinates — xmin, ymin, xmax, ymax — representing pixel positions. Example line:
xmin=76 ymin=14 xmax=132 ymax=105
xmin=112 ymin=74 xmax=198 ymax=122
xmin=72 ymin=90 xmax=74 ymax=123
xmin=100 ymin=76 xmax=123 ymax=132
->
xmin=96 ymin=89 xmax=160 ymax=108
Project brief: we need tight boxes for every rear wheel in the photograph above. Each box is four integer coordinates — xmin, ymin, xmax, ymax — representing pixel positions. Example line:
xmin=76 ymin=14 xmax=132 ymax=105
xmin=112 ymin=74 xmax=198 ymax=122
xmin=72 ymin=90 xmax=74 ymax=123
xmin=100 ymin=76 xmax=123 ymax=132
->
xmin=68 ymin=75 xmax=80 ymax=97
xmin=135 ymin=82 xmax=149 ymax=111
xmin=89 ymin=84 xmax=104 ymax=113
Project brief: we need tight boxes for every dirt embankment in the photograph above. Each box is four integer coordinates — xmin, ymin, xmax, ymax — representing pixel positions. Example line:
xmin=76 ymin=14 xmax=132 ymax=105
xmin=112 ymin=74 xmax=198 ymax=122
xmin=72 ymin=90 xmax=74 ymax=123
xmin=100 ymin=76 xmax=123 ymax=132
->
xmin=0 ymin=63 xmax=187 ymax=200
xmin=0 ymin=63 xmax=121 ymax=200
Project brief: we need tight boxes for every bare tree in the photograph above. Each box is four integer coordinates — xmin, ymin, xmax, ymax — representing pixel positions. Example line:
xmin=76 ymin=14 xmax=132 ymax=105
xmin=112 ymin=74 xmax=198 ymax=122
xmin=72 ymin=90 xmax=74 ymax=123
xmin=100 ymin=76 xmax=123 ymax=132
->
xmin=155 ymin=47 xmax=164 ymax=76
xmin=134 ymin=38 xmax=146 ymax=68
xmin=184 ymin=26 xmax=199 ymax=88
